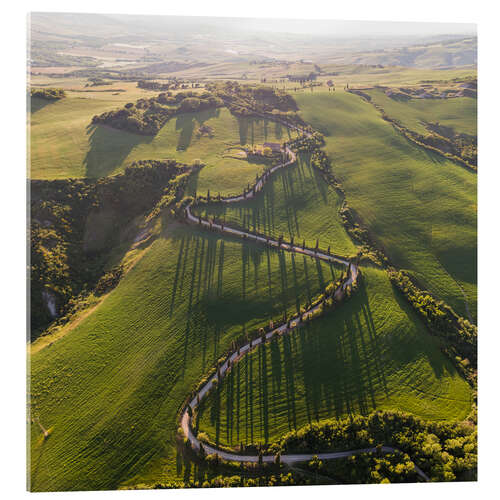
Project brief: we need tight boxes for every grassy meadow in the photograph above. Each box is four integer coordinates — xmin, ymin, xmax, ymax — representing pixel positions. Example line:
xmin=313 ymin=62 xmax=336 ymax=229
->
xmin=295 ymin=90 xmax=477 ymax=320
xmin=29 ymin=92 xmax=297 ymax=191
xmin=28 ymin=71 xmax=476 ymax=490
xmin=29 ymin=223 xmax=343 ymax=491
xmin=196 ymin=267 xmax=472 ymax=448
xmin=192 ymin=154 xmax=357 ymax=258
xmin=364 ymin=89 xmax=477 ymax=137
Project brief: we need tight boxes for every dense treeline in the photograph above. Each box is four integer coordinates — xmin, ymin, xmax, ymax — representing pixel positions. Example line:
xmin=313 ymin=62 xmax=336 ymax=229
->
xmin=211 ymin=81 xmax=301 ymax=123
xmin=271 ymin=411 xmax=476 ymax=482
xmin=137 ymin=80 xmax=172 ymax=91
xmin=30 ymin=160 xmax=191 ymax=339
xmin=30 ymin=87 xmax=66 ymax=100
xmin=305 ymin=451 xmax=420 ymax=484
xmin=91 ymin=91 xmax=223 ymax=135
xmin=388 ymin=268 xmax=477 ymax=367
xmin=137 ymin=80 xmax=202 ymax=91
xmin=171 ymin=411 xmax=475 ymax=487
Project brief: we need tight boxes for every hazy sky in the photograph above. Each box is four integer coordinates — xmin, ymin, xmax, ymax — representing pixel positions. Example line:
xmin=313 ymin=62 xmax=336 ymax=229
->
xmin=107 ymin=14 xmax=477 ymax=38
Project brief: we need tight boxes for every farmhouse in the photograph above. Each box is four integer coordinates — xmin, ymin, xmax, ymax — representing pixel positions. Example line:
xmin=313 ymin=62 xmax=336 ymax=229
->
xmin=263 ymin=142 xmax=282 ymax=154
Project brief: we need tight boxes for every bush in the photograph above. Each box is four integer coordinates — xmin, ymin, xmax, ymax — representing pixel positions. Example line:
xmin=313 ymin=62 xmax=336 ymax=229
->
xmin=30 ymin=160 xmax=192 ymax=339
xmin=91 ymin=91 xmax=223 ymax=135
xmin=30 ymin=88 xmax=66 ymax=100
xmin=387 ymin=268 xmax=477 ymax=366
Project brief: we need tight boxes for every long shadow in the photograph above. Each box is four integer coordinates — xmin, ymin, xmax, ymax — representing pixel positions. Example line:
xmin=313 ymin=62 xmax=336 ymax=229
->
xmin=176 ymin=107 xmax=220 ymax=153
xmin=176 ymin=114 xmax=196 ymax=151
xmin=236 ymin=362 xmax=241 ymax=443
xmin=354 ymin=311 xmax=378 ymax=409
xmin=29 ymin=435 xmax=49 ymax=491
xmin=169 ymin=235 xmax=188 ymax=317
xmin=29 ymin=96 xmax=51 ymax=114
xmin=259 ymin=343 xmax=270 ymax=443
xmin=226 ymin=367 xmax=235 ymax=445
xmin=84 ymin=123 xmax=152 ymax=178
xmin=389 ymin=281 xmax=456 ymax=379
xmin=237 ymin=117 xmax=249 ymax=145
xmin=282 ymin=334 xmax=298 ymax=431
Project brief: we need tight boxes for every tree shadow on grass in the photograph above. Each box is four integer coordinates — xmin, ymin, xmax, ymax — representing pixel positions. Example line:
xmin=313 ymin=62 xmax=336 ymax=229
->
xmin=84 ymin=124 xmax=152 ymax=178
xmin=176 ymin=108 xmax=220 ymax=151
xmin=29 ymin=96 xmax=52 ymax=114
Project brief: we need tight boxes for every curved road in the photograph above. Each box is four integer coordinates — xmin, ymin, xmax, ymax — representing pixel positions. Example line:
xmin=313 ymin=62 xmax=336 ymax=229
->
xmin=179 ymin=118 xmax=429 ymax=482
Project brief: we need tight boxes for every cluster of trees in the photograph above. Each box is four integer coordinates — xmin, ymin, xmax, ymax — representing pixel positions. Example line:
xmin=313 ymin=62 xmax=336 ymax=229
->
xmin=137 ymin=80 xmax=172 ymax=91
xmin=306 ymin=451 xmax=420 ymax=484
xmin=425 ymin=122 xmax=477 ymax=167
xmin=212 ymin=81 xmax=298 ymax=118
xmin=271 ymin=411 xmax=476 ymax=482
xmin=30 ymin=87 xmax=66 ymax=100
xmin=286 ymin=72 xmax=318 ymax=83
xmin=93 ymin=265 xmax=123 ymax=296
xmin=387 ymin=268 xmax=477 ymax=367
xmin=30 ymin=159 xmax=191 ymax=339
xmin=149 ymin=469 xmax=307 ymax=489
xmin=194 ymin=472 xmax=300 ymax=488
xmin=85 ymin=78 xmax=112 ymax=87
xmin=137 ymin=80 xmax=203 ymax=91
xmin=91 ymin=91 xmax=223 ymax=135
xmin=289 ymin=132 xmax=325 ymax=152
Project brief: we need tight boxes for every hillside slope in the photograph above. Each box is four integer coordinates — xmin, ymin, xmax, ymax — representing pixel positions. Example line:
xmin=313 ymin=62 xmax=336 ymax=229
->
xmin=196 ymin=267 xmax=471 ymax=448
xmin=29 ymin=224 xmax=342 ymax=491
xmin=295 ymin=91 xmax=476 ymax=320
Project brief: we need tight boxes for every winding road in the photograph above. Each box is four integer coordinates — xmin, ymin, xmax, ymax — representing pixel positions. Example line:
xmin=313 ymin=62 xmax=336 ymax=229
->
xmin=179 ymin=118 xmax=430 ymax=483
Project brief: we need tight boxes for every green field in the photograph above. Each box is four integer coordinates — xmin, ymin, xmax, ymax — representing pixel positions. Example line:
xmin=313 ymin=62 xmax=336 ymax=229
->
xmin=29 ymin=80 xmax=476 ymax=491
xmin=29 ymin=223 xmax=344 ymax=491
xmin=29 ymin=97 xmax=297 ymax=194
xmin=192 ymin=154 xmax=357 ymax=258
xmin=196 ymin=267 xmax=471 ymax=448
xmin=364 ymin=89 xmax=477 ymax=136
xmin=294 ymin=91 xmax=477 ymax=320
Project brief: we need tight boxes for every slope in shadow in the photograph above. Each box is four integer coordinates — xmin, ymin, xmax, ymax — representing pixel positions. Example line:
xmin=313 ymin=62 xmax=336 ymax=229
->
xmin=84 ymin=124 xmax=153 ymax=178
xmin=176 ymin=108 xmax=220 ymax=151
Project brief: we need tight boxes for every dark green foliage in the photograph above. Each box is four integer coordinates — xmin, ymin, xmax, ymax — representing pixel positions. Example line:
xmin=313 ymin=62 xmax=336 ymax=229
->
xmin=94 ymin=266 xmax=124 ymax=296
xmin=137 ymin=80 xmax=172 ymax=91
xmin=30 ymin=160 xmax=190 ymax=339
xmin=30 ymin=87 xmax=66 ymax=100
xmin=91 ymin=91 xmax=223 ymax=135
xmin=316 ymin=451 xmax=419 ymax=484
xmin=273 ymin=411 xmax=476 ymax=482
xmin=388 ymin=268 xmax=477 ymax=366
xmin=212 ymin=81 xmax=301 ymax=122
